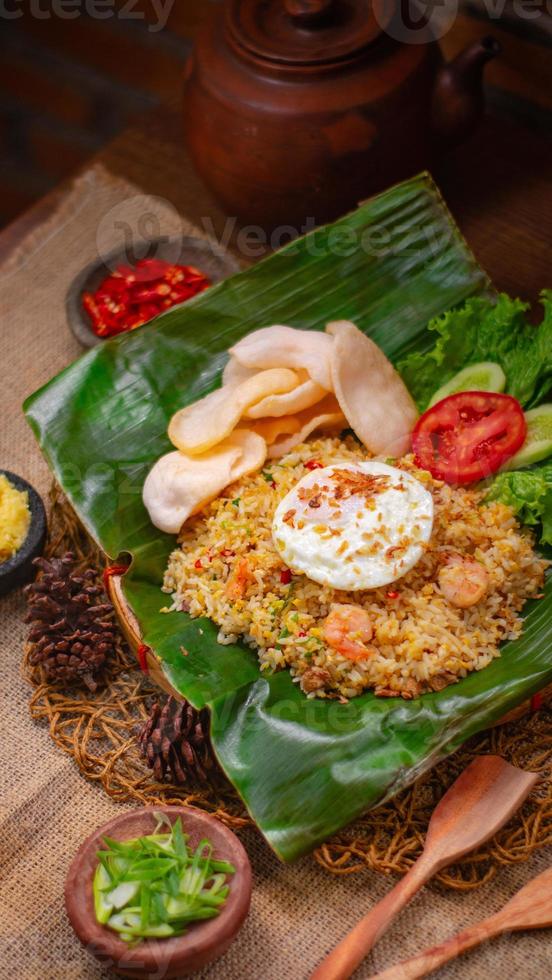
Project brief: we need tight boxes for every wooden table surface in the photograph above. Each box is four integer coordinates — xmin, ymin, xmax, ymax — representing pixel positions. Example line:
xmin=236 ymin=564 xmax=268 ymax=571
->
xmin=2 ymin=102 xmax=551 ymax=306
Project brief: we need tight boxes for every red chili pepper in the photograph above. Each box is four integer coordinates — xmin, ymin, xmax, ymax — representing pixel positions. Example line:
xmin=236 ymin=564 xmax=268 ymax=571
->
xmin=298 ymin=630 xmax=307 ymax=637
xmin=127 ymin=314 xmax=147 ymax=330
xmin=386 ymin=590 xmax=400 ymax=599
xmin=136 ymin=644 xmax=150 ymax=674
xmin=133 ymin=283 xmax=171 ymax=302
xmin=165 ymin=267 xmax=184 ymax=283
xmin=305 ymin=460 xmax=323 ymax=470
xmin=531 ymin=692 xmax=543 ymax=712
xmin=137 ymin=302 xmax=161 ymax=321
xmin=194 ymin=558 xmax=203 ymax=569
xmin=280 ymin=568 xmax=292 ymax=584
xmin=133 ymin=258 xmax=170 ymax=281
xmin=102 ymin=564 xmax=128 ymax=591
xmin=82 ymin=292 xmax=102 ymax=325
xmin=170 ymin=286 xmax=195 ymax=301
xmin=83 ymin=258 xmax=211 ymax=339
xmin=116 ymin=263 xmax=138 ymax=284
xmin=95 ymin=275 xmax=128 ymax=298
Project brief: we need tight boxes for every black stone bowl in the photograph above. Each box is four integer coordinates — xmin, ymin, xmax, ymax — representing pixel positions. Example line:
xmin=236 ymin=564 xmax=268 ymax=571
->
xmin=66 ymin=236 xmax=241 ymax=348
xmin=0 ymin=471 xmax=47 ymax=596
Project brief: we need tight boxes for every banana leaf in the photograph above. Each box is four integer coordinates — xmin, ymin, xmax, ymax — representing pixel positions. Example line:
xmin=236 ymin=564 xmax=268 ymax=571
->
xmin=24 ymin=173 xmax=552 ymax=861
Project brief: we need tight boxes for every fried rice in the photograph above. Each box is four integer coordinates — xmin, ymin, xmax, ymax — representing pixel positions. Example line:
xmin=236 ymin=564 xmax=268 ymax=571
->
xmin=162 ymin=436 xmax=548 ymax=700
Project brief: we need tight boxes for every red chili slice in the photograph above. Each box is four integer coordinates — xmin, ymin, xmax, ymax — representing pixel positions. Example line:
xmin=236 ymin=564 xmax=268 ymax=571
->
xmin=412 ymin=391 xmax=527 ymax=485
xmin=84 ymin=259 xmax=211 ymax=338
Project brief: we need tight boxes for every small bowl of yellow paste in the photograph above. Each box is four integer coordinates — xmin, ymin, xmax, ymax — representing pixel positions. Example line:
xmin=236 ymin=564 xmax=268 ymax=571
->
xmin=0 ymin=471 xmax=46 ymax=596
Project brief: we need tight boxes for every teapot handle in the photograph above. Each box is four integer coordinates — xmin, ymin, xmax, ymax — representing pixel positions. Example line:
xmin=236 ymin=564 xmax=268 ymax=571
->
xmin=284 ymin=0 xmax=334 ymax=25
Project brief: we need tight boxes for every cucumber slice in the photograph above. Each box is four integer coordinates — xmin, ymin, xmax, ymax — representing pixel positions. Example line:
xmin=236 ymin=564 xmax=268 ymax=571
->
xmin=428 ymin=362 xmax=506 ymax=407
xmin=502 ymin=404 xmax=552 ymax=470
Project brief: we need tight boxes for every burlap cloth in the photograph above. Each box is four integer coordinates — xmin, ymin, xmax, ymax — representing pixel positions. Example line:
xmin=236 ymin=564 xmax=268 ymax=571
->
xmin=1 ymin=166 xmax=551 ymax=980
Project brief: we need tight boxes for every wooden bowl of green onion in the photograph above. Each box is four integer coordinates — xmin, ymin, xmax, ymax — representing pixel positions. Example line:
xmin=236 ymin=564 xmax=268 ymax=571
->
xmin=64 ymin=806 xmax=252 ymax=978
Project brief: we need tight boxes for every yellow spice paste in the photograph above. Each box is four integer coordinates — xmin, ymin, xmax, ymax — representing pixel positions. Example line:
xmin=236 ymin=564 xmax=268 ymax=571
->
xmin=0 ymin=475 xmax=31 ymax=563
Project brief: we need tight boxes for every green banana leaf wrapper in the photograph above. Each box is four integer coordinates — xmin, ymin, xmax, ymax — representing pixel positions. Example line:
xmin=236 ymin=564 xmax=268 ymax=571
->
xmin=25 ymin=174 xmax=552 ymax=861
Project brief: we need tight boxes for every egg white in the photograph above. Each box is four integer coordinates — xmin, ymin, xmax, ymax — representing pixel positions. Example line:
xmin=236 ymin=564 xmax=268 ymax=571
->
xmin=272 ymin=461 xmax=433 ymax=591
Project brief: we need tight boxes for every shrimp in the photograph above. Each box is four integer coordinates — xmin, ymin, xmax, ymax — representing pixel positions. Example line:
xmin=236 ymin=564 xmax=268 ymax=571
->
xmin=323 ymin=603 xmax=376 ymax=661
xmin=225 ymin=557 xmax=253 ymax=600
xmin=438 ymin=556 xmax=489 ymax=608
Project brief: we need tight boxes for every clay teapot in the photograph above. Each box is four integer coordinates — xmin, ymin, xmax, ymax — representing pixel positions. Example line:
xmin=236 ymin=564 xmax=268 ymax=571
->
xmin=184 ymin=0 xmax=499 ymax=233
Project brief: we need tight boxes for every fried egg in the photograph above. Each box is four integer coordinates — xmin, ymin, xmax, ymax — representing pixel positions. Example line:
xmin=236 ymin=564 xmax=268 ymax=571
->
xmin=272 ymin=461 xmax=433 ymax=590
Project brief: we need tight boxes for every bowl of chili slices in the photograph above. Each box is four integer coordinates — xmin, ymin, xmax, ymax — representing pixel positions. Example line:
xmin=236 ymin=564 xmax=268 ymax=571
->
xmin=66 ymin=236 xmax=241 ymax=348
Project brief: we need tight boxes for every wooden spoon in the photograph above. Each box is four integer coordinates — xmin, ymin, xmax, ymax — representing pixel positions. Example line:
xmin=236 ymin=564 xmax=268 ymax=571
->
xmin=310 ymin=756 xmax=538 ymax=980
xmin=369 ymin=866 xmax=552 ymax=979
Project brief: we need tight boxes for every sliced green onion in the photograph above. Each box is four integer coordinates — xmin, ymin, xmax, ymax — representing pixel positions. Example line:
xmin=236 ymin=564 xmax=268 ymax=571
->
xmin=140 ymin=884 xmax=151 ymax=930
xmin=92 ymin=817 xmax=235 ymax=944
xmin=93 ymin=863 xmax=114 ymax=925
xmin=109 ymin=881 xmax=140 ymax=910
xmin=210 ymin=859 xmax=236 ymax=874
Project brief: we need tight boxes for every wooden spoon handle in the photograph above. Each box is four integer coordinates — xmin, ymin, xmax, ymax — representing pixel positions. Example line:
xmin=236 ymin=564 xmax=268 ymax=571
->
xmin=310 ymin=860 xmax=433 ymax=980
xmin=369 ymin=918 xmax=503 ymax=980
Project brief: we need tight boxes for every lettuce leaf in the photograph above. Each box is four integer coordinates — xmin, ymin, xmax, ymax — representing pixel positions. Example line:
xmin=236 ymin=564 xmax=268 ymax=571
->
xmin=485 ymin=464 xmax=552 ymax=546
xmin=398 ymin=291 xmax=552 ymax=411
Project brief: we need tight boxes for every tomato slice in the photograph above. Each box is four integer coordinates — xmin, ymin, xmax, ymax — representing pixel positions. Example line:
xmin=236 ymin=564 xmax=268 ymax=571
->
xmin=412 ymin=391 xmax=527 ymax=485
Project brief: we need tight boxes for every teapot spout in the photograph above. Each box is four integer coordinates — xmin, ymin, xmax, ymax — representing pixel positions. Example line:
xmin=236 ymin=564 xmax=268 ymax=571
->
xmin=431 ymin=36 xmax=500 ymax=149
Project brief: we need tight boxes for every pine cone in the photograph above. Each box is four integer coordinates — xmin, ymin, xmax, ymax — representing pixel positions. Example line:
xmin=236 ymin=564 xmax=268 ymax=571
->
xmin=138 ymin=696 xmax=218 ymax=786
xmin=25 ymin=552 xmax=115 ymax=691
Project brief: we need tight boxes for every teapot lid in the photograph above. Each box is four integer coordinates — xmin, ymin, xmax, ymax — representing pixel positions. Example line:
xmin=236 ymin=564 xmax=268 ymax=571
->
xmin=227 ymin=0 xmax=388 ymax=67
